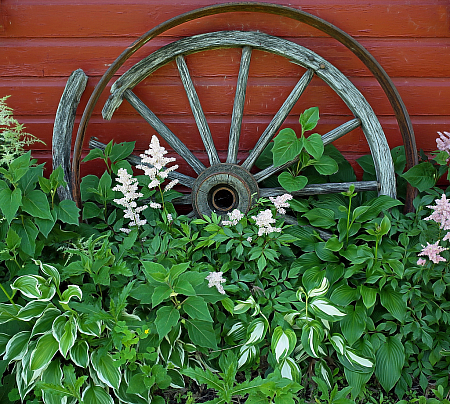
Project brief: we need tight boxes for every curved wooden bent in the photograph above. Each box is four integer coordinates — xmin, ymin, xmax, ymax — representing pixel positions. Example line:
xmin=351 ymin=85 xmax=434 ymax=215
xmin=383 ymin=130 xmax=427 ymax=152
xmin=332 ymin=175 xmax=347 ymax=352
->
xmin=72 ymin=2 xmax=418 ymax=211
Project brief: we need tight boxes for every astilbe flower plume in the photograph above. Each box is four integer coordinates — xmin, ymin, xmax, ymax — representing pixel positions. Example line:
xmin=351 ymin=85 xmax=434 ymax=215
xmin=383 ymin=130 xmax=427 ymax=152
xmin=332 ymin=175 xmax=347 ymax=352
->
xmin=252 ymin=209 xmax=281 ymax=236
xmin=424 ymin=194 xmax=450 ymax=230
xmin=269 ymin=193 xmax=293 ymax=215
xmin=205 ymin=272 xmax=226 ymax=294
xmin=418 ymin=241 xmax=448 ymax=264
xmin=222 ymin=209 xmax=244 ymax=226
xmin=136 ymin=135 xmax=179 ymax=207
xmin=113 ymin=168 xmax=147 ymax=233
xmin=436 ymin=131 xmax=450 ymax=161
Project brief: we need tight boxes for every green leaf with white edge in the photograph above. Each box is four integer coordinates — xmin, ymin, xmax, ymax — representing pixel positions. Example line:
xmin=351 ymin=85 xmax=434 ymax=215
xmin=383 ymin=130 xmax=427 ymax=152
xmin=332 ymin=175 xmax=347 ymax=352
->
xmin=340 ymin=304 xmax=367 ymax=345
xmin=300 ymin=106 xmax=320 ymax=132
xmin=21 ymin=189 xmax=53 ymax=220
xmin=78 ymin=316 xmax=102 ymax=337
xmin=360 ymin=285 xmax=377 ymax=308
xmin=0 ymin=333 xmax=10 ymax=356
xmin=12 ymin=275 xmax=46 ymax=299
xmin=52 ymin=314 xmax=67 ymax=343
xmin=155 ymin=305 xmax=180 ymax=339
xmin=91 ymin=350 xmax=121 ymax=390
xmin=183 ymin=296 xmax=213 ymax=322
xmin=185 ymin=318 xmax=218 ymax=349
xmin=310 ymin=297 xmax=346 ymax=321
xmin=237 ymin=344 xmax=257 ymax=368
xmin=30 ymin=333 xmax=59 ymax=371
xmin=271 ymin=326 xmax=297 ymax=363
xmin=82 ymin=385 xmax=114 ymax=404
xmin=304 ymin=133 xmax=324 ymax=160
xmin=34 ymin=259 xmax=60 ymax=288
xmin=17 ymin=300 xmax=49 ymax=321
xmin=58 ymin=317 xmax=77 ymax=358
xmin=278 ymin=172 xmax=308 ymax=193
xmin=4 ymin=331 xmax=30 ymax=362
xmin=380 ymin=286 xmax=406 ymax=322
xmin=41 ymin=359 xmax=65 ymax=404
xmin=54 ymin=199 xmax=80 ymax=225
xmin=339 ymin=346 xmax=374 ymax=374
xmin=401 ymin=162 xmax=436 ymax=192
xmin=59 ymin=285 xmax=82 ymax=308
xmin=32 ymin=307 xmax=61 ymax=337
xmin=69 ymin=340 xmax=89 ymax=368
xmin=0 ymin=186 xmax=21 ymax=224
xmin=272 ymin=128 xmax=303 ymax=167
xmin=375 ymin=336 xmax=405 ymax=392
xmin=313 ymin=155 xmax=339 ymax=175
xmin=246 ymin=317 xmax=269 ymax=345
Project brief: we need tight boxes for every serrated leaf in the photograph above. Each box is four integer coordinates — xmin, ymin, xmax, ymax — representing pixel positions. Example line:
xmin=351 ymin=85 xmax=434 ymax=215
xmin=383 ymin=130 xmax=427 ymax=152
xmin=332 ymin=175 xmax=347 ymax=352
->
xmin=313 ymin=155 xmax=339 ymax=175
xmin=185 ymin=319 xmax=218 ymax=349
xmin=183 ymin=296 xmax=212 ymax=322
xmin=401 ymin=162 xmax=436 ymax=192
xmin=21 ymin=189 xmax=53 ymax=220
xmin=304 ymin=133 xmax=324 ymax=160
xmin=300 ymin=106 xmax=320 ymax=132
xmin=11 ymin=217 xmax=39 ymax=256
xmin=54 ymin=199 xmax=80 ymax=225
xmin=0 ymin=186 xmax=21 ymax=223
xmin=155 ymin=306 xmax=180 ymax=339
xmin=152 ymin=284 xmax=172 ymax=307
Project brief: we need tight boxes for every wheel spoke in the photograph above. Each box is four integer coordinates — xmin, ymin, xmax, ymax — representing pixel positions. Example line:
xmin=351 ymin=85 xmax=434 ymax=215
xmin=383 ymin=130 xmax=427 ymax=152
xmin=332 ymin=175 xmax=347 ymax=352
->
xmin=226 ymin=46 xmax=252 ymax=164
xmin=242 ymin=68 xmax=314 ymax=170
xmin=322 ymin=118 xmax=361 ymax=146
xmin=124 ymin=89 xmax=206 ymax=175
xmin=176 ymin=55 xmax=220 ymax=166
xmin=88 ymin=138 xmax=196 ymax=188
xmin=260 ymin=181 xmax=379 ymax=197
xmin=254 ymin=158 xmax=299 ymax=183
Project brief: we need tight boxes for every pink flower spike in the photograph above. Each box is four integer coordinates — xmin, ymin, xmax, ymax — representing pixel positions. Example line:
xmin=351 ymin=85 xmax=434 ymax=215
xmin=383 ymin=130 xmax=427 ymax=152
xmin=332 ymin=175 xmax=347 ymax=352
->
xmin=417 ymin=258 xmax=427 ymax=266
xmin=418 ymin=240 xmax=448 ymax=264
xmin=424 ymin=194 xmax=450 ymax=230
xmin=443 ymin=232 xmax=450 ymax=242
xmin=436 ymin=131 xmax=450 ymax=157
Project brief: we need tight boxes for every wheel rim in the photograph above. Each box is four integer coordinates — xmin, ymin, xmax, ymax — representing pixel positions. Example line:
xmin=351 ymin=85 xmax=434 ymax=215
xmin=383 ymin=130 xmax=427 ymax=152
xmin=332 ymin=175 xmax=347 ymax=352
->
xmin=94 ymin=30 xmax=395 ymax=217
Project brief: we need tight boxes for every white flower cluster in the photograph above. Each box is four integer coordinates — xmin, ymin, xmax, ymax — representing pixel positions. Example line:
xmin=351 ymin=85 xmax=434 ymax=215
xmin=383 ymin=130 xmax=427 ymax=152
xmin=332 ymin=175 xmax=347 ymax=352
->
xmin=269 ymin=193 xmax=293 ymax=215
xmin=251 ymin=209 xmax=281 ymax=236
xmin=113 ymin=168 xmax=147 ymax=233
xmin=136 ymin=135 xmax=179 ymax=198
xmin=222 ymin=209 xmax=244 ymax=226
xmin=205 ymin=271 xmax=226 ymax=294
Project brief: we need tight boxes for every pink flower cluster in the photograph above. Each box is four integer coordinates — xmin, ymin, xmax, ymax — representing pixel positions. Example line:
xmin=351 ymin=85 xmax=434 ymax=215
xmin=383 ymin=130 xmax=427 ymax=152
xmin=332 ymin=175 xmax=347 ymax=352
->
xmin=436 ymin=131 xmax=450 ymax=161
xmin=269 ymin=193 xmax=293 ymax=215
xmin=418 ymin=241 xmax=448 ymax=264
xmin=424 ymin=194 xmax=450 ymax=238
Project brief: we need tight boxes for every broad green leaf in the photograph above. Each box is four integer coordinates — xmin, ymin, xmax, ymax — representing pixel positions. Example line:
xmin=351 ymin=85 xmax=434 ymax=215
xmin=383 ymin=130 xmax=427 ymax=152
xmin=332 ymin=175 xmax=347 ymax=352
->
xmin=91 ymin=350 xmax=121 ymax=390
xmin=271 ymin=326 xmax=297 ymax=363
xmin=183 ymin=296 xmax=213 ymax=322
xmin=152 ymin=284 xmax=172 ymax=307
xmin=141 ymin=261 xmax=167 ymax=284
xmin=54 ymin=199 xmax=80 ymax=225
xmin=35 ymin=216 xmax=56 ymax=238
xmin=69 ymin=340 xmax=89 ymax=368
xmin=0 ymin=186 xmax=21 ymax=224
xmin=255 ymin=142 xmax=274 ymax=170
xmin=278 ymin=172 xmax=308 ymax=193
xmin=340 ymin=304 xmax=367 ymax=345
xmin=21 ymin=189 xmax=53 ymax=220
xmin=169 ymin=263 xmax=190 ymax=280
xmin=4 ymin=331 xmax=30 ymax=362
xmin=313 ymin=155 xmax=339 ymax=175
xmin=185 ymin=319 xmax=218 ymax=349
xmin=80 ymin=174 xmax=99 ymax=202
xmin=330 ymin=284 xmax=360 ymax=306
xmin=303 ymin=208 xmax=335 ymax=229
xmin=401 ymin=162 xmax=436 ymax=192
xmin=375 ymin=336 xmax=405 ymax=392
xmin=6 ymin=227 xmax=21 ymax=250
xmin=32 ymin=307 xmax=61 ymax=337
xmin=11 ymin=218 xmax=39 ymax=257
xmin=30 ymin=333 xmax=59 ymax=371
xmin=110 ymin=141 xmax=136 ymax=163
xmin=360 ymin=285 xmax=377 ymax=308
xmin=304 ymin=133 xmax=324 ymax=160
xmin=155 ymin=306 xmax=180 ymax=339
xmin=0 ymin=333 xmax=10 ymax=356
xmin=19 ymin=164 xmax=44 ymax=194
xmin=194 ymin=281 xmax=225 ymax=303
xmin=300 ymin=106 xmax=320 ymax=132
xmin=272 ymin=128 xmax=303 ymax=167
xmin=82 ymin=201 xmax=103 ymax=220
xmin=82 ymin=148 xmax=105 ymax=163
xmin=82 ymin=385 xmax=114 ymax=404
xmin=17 ymin=300 xmax=49 ymax=321
xmin=380 ymin=287 xmax=406 ymax=322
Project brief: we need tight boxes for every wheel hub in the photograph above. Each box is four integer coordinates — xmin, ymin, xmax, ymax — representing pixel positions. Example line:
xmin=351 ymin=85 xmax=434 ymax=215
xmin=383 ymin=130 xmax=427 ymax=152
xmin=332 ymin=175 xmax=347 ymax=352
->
xmin=192 ymin=163 xmax=259 ymax=218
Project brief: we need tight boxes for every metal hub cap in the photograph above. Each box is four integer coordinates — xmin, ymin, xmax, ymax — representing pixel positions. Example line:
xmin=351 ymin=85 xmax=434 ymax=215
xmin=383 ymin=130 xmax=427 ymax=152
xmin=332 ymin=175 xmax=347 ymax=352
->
xmin=192 ymin=163 xmax=259 ymax=217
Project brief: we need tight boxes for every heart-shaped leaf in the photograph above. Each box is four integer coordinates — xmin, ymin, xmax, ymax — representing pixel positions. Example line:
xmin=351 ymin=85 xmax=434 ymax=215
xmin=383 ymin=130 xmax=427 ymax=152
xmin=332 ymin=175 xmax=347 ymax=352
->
xmin=304 ymin=133 xmax=324 ymax=160
xmin=272 ymin=128 xmax=303 ymax=167
xmin=278 ymin=172 xmax=308 ymax=193
xmin=313 ymin=155 xmax=339 ymax=175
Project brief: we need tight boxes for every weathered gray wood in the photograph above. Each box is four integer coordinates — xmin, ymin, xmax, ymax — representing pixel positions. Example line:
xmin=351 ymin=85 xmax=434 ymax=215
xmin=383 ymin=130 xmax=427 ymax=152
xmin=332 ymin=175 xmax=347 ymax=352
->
xmin=226 ymin=46 xmax=252 ymax=164
xmin=102 ymin=30 xmax=396 ymax=199
xmin=52 ymin=69 xmax=88 ymax=201
xmin=124 ymin=89 xmax=206 ymax=175
xmin=176 ymin=55 xmax=220 ymax=166
xmin=322 ymin=118 xmax=361 ymax=146
xmin=241 ymin=68 xmax=314 ymax=171
xmin=88 ymin=138 xmax=195 ymax=188
xmin=260 ymin=181 xmax=379 ymax=197
xmin=254 ymin=158 xmax=299 ymax=183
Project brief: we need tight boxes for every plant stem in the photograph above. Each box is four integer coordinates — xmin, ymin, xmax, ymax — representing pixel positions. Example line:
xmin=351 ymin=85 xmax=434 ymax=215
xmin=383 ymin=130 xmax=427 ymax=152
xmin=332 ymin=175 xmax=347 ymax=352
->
xmin=0 ymin=283 xmax=18 ymax=310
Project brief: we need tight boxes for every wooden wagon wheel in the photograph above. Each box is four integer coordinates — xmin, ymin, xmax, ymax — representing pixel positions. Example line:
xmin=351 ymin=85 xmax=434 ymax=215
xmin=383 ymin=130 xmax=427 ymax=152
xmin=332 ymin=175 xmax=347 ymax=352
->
xmin=68 ymin=3 xmax=418 ymax=214
xmin=87 ymin=30 xmax=394 ymax=218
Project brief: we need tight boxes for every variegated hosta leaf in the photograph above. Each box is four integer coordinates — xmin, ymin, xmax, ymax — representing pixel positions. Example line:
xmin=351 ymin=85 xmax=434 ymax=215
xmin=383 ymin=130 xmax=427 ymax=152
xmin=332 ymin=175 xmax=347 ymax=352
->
xmin=0 ymin=302 xmax=21 ymax=324
xmin=31 ymin=307 xmax=61 ymax=337
xmin=17 ymin=300 xmax=50 ymax=321
xmin=59 ymin=285 xmax=82 ymax=309
xmin=309 ymin=297 xmax=346 ymax=321
xmin=82 ymin=384 xmax=114 ymax=404
xmin=52 ymin=314 xmax=77 ymax=358
xmin=330 ymin=333 xmax=346 ymax=355
xmin=0 ymin=332 xmax=10 ymax=356
xmin=279 ymin=357 xmax=301 ymax=382
xmin=301 ymin=321 xmax=324 ymax=359
xmin=20 ymin=340 xmax=37 ymax=386
xmin=226 ymin=322 xmax=246 ymax=341
xmin=296 ymin=287 xmax=306 ymax=302
xmin=234 ymin=296 xmax=260 ymax=316
xmin=238 ymin=344 xmax=257 ymax=368
xmin=69 ymin=340 xmax=89 ymax=368
xmin=308 ymin=277 xmax=329 ymax=298
xmin=339 ymin=346 xmax=374 ymax=374
xmin=33 ymin=260 xmax=60 ymax=288
xmin=315 ymin=359 xmax=333 ymax=389
xmin=41 ymin=359 xmax=67 ymax=404
xmin=284 ymin=311 xmax=301 ymax=326
xmin=271 ymin=326 xmax=297 ymax=363
xmin=78 ymin=316 xmax=102 ymax=337
xmin=11 ymin=275 xmax=56 ymax=301
xmin=4 ymin=330 xmax=31 ymax=363
xmin=30 ymin=333 xmax=59 ymax=372
xmin=91 ymin=349 xmax=121 ymax=390
xmin=246 ymin=317 xmax=269 ymax=345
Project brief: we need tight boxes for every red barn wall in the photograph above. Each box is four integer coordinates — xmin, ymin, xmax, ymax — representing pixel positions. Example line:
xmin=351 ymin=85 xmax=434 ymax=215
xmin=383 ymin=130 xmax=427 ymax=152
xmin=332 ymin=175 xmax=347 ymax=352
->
xmin=1 ymin=0 xmax=449 ymax=178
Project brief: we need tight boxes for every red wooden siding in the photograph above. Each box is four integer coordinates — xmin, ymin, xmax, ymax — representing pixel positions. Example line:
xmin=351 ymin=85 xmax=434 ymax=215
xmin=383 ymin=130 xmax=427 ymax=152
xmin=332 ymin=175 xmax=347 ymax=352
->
xmin=1 ymin=0 xmax=449 ymax=178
